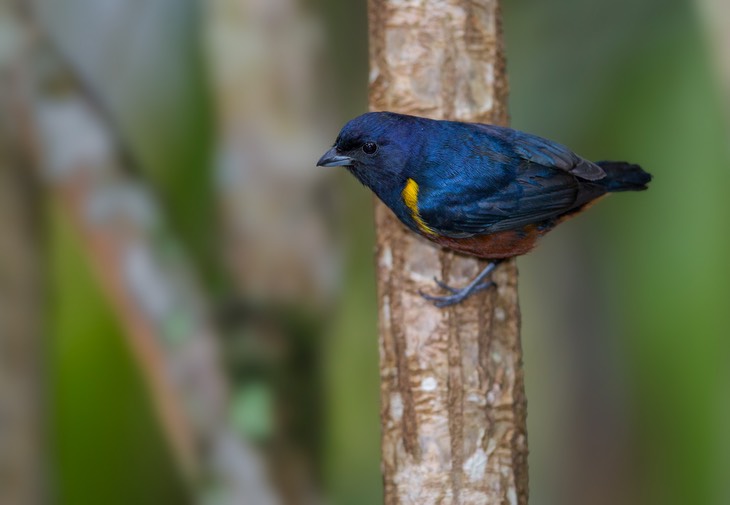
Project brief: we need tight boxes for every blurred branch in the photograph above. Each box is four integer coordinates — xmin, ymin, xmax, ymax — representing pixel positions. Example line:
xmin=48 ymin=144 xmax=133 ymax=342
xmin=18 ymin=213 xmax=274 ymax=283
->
xmin=368 ymin=0 xmax=528 ymax=503
xmin=0 ymin=4 xmax=45 ymax=502
xmin=12 ymin=12 xmax=281 ymax=505
xmin=697 ymin=0 xmax=730 ymax=125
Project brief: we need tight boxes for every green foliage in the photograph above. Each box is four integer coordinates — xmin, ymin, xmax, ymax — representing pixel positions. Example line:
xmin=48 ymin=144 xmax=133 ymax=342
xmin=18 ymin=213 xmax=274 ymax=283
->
xmin=325 ymin=175 xmax=382 ymax=505
xmin=50 ymin=206 xmax=189 ymax=505
xmin=507 ymin=1 xmax=730 ymax=504
xmin=600 ymin=17 xmax=730 ymax=505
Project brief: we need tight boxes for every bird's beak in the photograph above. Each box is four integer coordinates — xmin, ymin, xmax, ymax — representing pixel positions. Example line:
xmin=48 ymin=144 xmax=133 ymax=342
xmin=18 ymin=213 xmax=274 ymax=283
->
xmin=317 ymin=147 xmax=353 ymax=167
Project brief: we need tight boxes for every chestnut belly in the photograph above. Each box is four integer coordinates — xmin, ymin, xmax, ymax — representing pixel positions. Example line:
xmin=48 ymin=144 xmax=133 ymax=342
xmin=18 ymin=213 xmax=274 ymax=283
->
xmin=431 ymin=226 xmax=545 ymax=260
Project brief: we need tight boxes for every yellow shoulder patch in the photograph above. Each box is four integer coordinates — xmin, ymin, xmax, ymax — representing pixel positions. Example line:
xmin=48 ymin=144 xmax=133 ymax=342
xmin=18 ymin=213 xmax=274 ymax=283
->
xmin=401 ymin=178 xmax=436 ymax=235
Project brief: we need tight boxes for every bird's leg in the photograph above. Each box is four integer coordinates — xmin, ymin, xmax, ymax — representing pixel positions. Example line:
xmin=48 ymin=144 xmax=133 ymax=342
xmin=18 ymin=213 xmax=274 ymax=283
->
xmin=420 ymin=261 xmax=501 ymax=308
xmin=432 ymin=277 xmax=490 ymax=295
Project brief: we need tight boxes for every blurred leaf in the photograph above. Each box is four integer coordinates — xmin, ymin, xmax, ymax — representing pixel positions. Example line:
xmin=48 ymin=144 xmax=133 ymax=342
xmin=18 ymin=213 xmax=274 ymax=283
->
xmin=231 ymin=382 xmax=274 ymax=442
xmin=50 ymin=203 xmax=189 ymax=504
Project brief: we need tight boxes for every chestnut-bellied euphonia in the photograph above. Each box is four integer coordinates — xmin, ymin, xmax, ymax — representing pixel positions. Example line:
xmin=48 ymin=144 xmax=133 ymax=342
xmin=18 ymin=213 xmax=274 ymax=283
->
xmin=318 ymin=112 xmax=651 ymax=307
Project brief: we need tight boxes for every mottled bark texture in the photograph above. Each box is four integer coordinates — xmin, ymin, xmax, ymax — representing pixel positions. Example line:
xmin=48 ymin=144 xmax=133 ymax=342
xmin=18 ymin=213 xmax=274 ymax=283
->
xmin=368 ymin=1 xmax=528 ymax=504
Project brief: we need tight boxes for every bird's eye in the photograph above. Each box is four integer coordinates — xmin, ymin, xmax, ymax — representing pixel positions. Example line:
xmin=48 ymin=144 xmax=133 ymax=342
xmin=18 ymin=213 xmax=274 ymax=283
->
xmin=362 ymin=142 xmax=378 ymax=155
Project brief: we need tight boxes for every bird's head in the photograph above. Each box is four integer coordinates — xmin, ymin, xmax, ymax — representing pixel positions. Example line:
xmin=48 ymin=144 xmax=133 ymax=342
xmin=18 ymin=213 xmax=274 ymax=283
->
xmin=317 ymin=112 xmax=422 ymax=196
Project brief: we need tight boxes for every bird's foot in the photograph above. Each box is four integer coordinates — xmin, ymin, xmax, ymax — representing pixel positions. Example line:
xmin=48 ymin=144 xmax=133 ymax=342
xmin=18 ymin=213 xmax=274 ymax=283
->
xmin=420 ymin=261 xmax=500 ymax=308
xmin=420 ymin=280 xmax=494 ymax=308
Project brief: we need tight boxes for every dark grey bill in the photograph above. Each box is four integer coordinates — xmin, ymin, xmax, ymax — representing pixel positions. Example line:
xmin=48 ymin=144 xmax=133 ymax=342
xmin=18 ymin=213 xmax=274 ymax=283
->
xmin=317 ymin=147 xmax=354 ymax=167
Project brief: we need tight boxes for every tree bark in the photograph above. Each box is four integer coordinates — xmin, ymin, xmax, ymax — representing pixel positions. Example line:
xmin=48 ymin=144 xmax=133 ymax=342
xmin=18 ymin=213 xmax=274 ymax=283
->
xmin=368 ymin=1 xmax=528 ymax=504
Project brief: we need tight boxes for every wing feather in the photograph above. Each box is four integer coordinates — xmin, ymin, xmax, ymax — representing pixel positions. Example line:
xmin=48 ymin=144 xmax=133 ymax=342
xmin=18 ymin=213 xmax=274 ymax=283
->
xmin=415 ymin=124 xmax=602 ymax=237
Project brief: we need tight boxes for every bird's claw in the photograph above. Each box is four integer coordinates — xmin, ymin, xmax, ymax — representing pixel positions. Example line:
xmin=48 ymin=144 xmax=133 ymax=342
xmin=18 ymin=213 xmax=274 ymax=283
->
xmin=433 ymin=276 xmax=459 ymax=293
xmin=420 ymin=280 xmax=495 ymax=308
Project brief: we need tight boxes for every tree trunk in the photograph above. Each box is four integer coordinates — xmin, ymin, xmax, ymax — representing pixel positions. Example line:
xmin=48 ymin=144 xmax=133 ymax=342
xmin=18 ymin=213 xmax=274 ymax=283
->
xmin=368 ymin=1 xmax=528 ymax=503
xmin=14 ymin=29 xmax=281 ymax=504
xmin=697 ymin=0 xmax=730 ymax=119
xmin=0 ymin=64 xmax=45 ymax=505
xmin=204 ymin=1 xmax=337 ymax=502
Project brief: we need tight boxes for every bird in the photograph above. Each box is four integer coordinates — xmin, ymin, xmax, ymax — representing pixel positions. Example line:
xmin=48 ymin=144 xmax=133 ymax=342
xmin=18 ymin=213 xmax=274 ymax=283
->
xmin=317 ymin=112 xmax=651 ymax=307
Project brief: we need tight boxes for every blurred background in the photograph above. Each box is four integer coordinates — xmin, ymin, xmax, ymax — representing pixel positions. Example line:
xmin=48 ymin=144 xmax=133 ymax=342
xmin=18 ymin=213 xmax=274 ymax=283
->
xmin=0 ymin=0 xmax=728 ymax=504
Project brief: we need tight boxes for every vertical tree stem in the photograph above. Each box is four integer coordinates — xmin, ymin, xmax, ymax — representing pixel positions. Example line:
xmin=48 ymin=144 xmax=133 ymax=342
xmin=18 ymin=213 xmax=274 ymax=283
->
xmin=0 ymin=76 xmax=45 ymax=505
xmin=368 ymin=1 xmax=528 ymax=503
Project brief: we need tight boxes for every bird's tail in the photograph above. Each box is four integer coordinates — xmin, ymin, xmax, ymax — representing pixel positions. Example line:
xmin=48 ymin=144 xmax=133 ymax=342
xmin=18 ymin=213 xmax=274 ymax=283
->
xmin=595 ymin=161 xmax=652 ymax=192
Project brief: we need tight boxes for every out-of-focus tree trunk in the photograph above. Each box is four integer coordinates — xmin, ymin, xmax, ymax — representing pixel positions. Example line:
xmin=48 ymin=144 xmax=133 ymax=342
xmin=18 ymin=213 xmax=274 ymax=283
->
xmin=14 ymin=27 xmax=281 ymax=505
xmin=0 ymin=70 xmax=45 ymax=505
xmin=697 ymin=0 xmax=730 ymax=121
xmin=0 ymin=143 xmax=45 ymax=505
xmin=205 ymin=0 xmax=339 ymax=305
xmin=368 ymin=1 xmax=528 ymax=503
xmin=0 ymin=5 xmax=45 ymax=503
xmin=204 ymin=1 xmax=338 ymax=503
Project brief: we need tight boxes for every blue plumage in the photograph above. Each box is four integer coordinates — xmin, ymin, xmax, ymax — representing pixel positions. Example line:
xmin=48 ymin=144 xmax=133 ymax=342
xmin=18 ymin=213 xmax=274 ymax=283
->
xmin=317 ymin=111 xmax=651 ymax=306
xmin=319 ymin=111 xmax=649 ymax=240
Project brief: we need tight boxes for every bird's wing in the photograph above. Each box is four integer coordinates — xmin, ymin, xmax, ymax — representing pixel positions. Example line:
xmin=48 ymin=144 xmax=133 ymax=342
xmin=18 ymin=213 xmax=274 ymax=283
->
xmin=417 ymin=126 xmax=603 ymax=237
xmin=487 ymin=125 xmax=606 ymax=181
xmin=418 ymin=163 xmax=580 ymax=237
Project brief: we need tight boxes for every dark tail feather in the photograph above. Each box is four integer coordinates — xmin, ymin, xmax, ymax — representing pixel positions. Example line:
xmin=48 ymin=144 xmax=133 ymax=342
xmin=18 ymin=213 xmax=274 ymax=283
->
xmin=595 ymin=161 xmax=652 ymax=192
